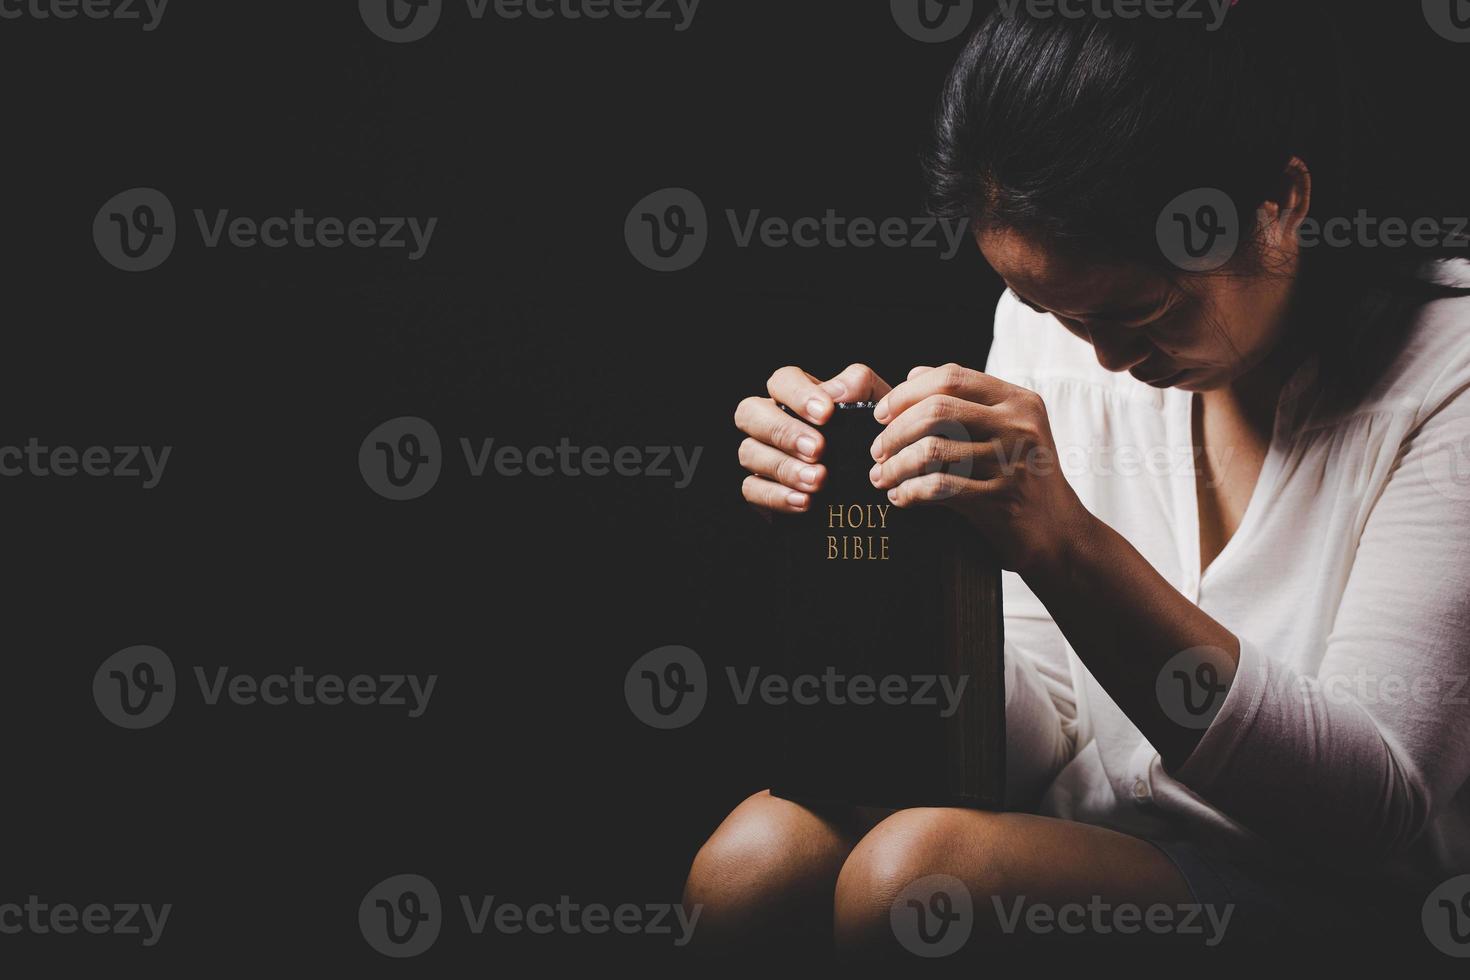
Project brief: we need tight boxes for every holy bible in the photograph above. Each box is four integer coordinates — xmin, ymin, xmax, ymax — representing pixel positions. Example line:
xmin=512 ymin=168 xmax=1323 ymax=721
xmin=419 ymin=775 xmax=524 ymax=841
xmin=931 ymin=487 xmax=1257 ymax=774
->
xmin=769 ymin=402 xmax=1006 ymax=810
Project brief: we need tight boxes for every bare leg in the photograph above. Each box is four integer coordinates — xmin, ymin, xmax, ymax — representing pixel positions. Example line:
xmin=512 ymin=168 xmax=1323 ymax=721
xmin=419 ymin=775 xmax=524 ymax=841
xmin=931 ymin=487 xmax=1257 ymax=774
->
xmin=682 ymin=790 xmax=887 ymax=954
xmin=833 ymin=808 xmax=1195 ymax=957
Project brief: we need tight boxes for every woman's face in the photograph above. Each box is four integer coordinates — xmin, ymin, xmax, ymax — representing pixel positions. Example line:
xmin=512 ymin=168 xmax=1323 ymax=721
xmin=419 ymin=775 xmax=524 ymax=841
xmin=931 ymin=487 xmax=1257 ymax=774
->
xmin=977 ymin=226 xmax=1297 ymax=392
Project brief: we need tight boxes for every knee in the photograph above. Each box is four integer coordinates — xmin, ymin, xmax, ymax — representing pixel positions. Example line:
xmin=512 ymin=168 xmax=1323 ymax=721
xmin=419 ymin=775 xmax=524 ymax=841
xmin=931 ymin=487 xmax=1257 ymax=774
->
xmin=833 ymin=808 xmax=1010 ymax=956
xmin=683 ymin=790 xmax=852 ymax=950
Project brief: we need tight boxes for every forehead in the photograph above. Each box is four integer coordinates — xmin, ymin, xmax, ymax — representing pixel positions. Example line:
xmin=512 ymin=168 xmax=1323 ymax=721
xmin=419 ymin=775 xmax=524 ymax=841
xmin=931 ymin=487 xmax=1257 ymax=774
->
xmin=976 ymin=226 xmax=1164 ymax=316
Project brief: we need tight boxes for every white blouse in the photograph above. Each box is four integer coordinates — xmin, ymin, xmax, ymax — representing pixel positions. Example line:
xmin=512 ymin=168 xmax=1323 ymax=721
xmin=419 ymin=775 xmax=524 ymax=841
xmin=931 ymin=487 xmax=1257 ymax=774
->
xmin=992 ymin=261 xmax=1470 ymax=878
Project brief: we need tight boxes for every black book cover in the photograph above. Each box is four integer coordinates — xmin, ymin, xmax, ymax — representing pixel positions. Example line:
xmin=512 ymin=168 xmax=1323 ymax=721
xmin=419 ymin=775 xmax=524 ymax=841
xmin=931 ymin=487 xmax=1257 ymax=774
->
xmin=769 ymin=402 xmax=1006 ymax=811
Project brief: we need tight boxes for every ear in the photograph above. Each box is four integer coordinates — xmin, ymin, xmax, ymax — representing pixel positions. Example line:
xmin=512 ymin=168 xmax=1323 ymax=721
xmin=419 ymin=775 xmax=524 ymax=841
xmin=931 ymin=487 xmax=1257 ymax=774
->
xmin=1257 ymin=155 xmax=1312 ymax=252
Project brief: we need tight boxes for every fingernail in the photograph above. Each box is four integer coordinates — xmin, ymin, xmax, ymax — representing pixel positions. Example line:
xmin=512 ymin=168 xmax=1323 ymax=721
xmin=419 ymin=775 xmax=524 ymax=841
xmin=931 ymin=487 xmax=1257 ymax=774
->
xmin=887 ymin=489 xmax=899 ymax=503
xmin=821 ymin=380 xmax=847 ymax=399
xmin=870 ymin=437 xmax=883 ymax=461
xmin=869 ymin=463 xmax=883 ymax=486
xmin=874 ymin=398 xmax=890 ymax=422
xmin=787 ymin=491 xmax=809 ymax=509
xmin=796 ymin=435 xmax=819 ymax=459
xmin=805 ymin=397 xmax=827 ymax=421
xmin=799 ymin=466 xmax=820 ymax=488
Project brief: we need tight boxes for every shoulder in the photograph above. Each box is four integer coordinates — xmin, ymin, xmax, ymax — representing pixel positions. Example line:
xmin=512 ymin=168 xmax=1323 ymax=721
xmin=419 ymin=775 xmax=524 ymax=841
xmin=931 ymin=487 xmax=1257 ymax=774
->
xmin=1355 ymin=260 xmax=1470 ymax=426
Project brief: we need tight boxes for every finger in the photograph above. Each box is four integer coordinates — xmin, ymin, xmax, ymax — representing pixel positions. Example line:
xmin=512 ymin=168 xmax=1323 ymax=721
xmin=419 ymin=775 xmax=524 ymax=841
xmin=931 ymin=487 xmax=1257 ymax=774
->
xmin=820 ymin=363 xmax=893 ymax=405
xmin=742 ymin=474 xmax=810 ymax=513
xmin=874 ymin=362 xmax=1010 ymax=424
xmin=767 ymin=366 xmax=838 ymax=425
xmin=870 ymin=394 xmax=997 ymax=462
xmin=869 ymin=434 xmax=998 ymax=490
xmin=738 ymin=438 xmax=824 ymax=492
xmin=883 ymin=471 xmax=975 ymax=508
xmin=906 ymin=365 xmax=935 ymax=381
xmin=734 ymin=396 xmax=824 ymax=463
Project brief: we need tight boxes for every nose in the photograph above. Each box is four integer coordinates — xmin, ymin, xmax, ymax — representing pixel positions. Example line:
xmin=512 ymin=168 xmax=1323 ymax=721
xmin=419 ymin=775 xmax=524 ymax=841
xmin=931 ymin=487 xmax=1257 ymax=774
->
xmin=1086 ymin=323 xmax=1151 ymax=374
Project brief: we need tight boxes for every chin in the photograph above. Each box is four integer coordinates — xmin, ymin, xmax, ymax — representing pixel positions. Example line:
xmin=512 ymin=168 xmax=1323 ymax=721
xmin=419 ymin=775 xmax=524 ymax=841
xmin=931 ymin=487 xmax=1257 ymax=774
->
xmin=1170 ymin=372 xmax=1222 ymax=392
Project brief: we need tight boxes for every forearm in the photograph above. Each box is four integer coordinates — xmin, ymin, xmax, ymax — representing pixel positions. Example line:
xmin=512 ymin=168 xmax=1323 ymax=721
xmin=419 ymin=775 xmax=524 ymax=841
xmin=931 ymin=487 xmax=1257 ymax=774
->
xmin=1020 ymin=512 xmax=1239 ymax=770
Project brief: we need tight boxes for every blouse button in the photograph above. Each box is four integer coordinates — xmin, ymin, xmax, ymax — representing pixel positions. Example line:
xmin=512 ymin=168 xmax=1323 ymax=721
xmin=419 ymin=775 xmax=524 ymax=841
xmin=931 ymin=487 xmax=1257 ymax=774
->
xmin=1131 ymin=778 xmax=1150 ymax=802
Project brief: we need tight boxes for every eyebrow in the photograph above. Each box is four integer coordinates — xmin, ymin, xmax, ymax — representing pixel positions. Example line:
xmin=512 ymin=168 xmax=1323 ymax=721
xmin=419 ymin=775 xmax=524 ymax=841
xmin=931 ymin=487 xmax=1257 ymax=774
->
xmin=1009 ymin=288 xmax=1163 ymax=322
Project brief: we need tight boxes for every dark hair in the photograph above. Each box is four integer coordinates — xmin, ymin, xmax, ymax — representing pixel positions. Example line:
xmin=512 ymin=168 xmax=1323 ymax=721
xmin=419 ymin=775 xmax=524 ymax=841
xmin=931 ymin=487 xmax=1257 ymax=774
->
xmin=925 ymin=3 xmax=1468 ymax=397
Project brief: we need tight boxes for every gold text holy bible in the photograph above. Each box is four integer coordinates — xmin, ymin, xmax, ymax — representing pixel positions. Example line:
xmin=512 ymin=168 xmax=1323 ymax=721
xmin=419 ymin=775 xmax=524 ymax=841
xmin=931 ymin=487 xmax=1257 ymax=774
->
xmin=770 ymin=402 xmax=1006 ymax=810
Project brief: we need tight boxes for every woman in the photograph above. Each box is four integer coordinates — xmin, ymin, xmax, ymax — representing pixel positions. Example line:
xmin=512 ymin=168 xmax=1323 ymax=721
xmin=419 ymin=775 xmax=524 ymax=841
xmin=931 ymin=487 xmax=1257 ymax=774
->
xmin=686 ymin=5 xmax=1470 ymax=955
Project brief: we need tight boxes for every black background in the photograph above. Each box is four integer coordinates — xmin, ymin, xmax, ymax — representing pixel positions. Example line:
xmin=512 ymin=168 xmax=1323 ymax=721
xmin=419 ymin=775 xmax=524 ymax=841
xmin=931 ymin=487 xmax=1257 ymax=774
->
xmin=1 ymin=1 xmax=1466 ymax=971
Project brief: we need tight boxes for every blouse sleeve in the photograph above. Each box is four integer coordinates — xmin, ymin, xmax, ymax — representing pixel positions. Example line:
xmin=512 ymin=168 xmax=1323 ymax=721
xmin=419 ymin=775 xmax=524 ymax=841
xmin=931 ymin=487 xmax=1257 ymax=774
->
xmin=1172 ymin=354 xmax=1470 ymax=859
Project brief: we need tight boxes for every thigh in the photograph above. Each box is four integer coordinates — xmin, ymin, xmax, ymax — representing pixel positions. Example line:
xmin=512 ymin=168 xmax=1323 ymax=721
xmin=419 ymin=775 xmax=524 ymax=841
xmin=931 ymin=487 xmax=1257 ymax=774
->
xmin=835 ymin=808 xmax=1196 ymax=953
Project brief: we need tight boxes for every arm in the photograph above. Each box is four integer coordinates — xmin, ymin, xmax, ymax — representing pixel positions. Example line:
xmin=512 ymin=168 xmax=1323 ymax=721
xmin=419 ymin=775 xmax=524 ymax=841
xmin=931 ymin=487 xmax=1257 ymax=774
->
xmin=871 ymin=362 xmax=1470 ymax=858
